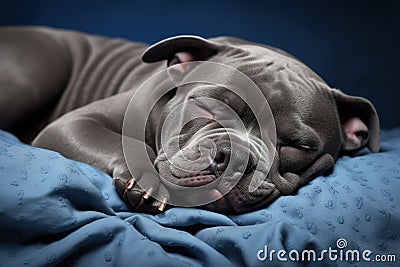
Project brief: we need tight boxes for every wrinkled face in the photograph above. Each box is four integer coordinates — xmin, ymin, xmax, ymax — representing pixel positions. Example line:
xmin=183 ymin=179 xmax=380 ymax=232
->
xmin=144 ymin=45 xmax=342 ymax=213
xmin=142 ymin=39 xmax=378 ymax=213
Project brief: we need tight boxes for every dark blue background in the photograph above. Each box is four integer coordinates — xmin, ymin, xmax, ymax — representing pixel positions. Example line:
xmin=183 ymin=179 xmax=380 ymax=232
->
xmin=1 ymin=0 xmax=399 ymax=128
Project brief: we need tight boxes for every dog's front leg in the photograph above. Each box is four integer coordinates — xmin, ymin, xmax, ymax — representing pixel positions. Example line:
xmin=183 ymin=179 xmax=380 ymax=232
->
xmin=32 ymin=93 xmax=168 ymax=213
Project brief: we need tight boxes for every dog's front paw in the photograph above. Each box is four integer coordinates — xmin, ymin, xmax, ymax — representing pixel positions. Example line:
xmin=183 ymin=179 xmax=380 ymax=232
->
xmin=113 ymin=164 xmax=170 ymax=213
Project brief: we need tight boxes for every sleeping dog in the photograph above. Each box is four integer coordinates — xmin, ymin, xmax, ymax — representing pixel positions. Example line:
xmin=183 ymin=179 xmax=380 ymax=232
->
xmin=0 ymin=27 xmax=379 ymax=213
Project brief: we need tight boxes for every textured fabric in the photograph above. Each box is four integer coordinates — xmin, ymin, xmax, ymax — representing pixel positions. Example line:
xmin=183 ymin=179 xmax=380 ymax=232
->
xmin=0 ymin=129 xmax=399 ymax=266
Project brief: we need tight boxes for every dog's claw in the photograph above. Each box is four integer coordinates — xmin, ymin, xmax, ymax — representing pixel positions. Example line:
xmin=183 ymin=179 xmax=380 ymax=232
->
xmin=143 ymin=187 xmax=153 ymax=200
xmin=114 ymin=170 xmax=170 ymax=213
xmin=157 ymin=196 xmax=168 ymax=212
xmin=126 ymin=178 xmax=135 ymax=190
xmin=122 ymin=178 xmax=136 ymax=200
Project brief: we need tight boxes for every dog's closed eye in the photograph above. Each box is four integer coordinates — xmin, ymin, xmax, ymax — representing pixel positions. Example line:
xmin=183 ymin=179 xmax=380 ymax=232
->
xmin=165 ymin=87 xmax=177 ymax=98
xmin=279 ymin=144 xmax=312 ymax=157
xmin=278 ymin=143 xmax=317 ymax=173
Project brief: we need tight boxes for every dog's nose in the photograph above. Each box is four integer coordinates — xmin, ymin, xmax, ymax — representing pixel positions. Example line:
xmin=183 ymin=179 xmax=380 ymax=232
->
xmin=209 ymin=142 xmax=255 ymax=176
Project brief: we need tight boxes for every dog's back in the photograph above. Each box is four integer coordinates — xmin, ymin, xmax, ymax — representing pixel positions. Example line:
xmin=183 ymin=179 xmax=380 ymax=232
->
xmin=0 ymin=26 xmax=162 ymax=141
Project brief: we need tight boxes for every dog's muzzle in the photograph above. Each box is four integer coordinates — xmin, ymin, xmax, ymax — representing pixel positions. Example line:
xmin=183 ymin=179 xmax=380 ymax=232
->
xmin=154 ymin=125 xmax=275 ymax=212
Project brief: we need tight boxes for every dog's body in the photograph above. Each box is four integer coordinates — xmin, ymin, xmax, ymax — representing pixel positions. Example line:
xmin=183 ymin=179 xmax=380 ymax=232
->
xmin=0 ymin=26 xmax=380 ymax=213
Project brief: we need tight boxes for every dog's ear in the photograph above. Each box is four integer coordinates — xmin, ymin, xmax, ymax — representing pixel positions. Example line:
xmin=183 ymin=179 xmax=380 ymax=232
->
xmin=142 ymin=35 xmax=220 ymax=69
xmin=332 ymin=89 xmax=380 ymax=153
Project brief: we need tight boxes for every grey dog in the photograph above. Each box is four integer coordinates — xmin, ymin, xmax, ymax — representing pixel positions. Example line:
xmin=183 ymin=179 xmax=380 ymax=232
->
xmin=0 ymin=27 xmax=379 ymax=213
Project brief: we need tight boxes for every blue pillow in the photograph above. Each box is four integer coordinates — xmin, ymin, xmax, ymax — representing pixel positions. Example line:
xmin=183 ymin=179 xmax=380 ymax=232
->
xmin=0 ymin=129 xmax=399 ymax=266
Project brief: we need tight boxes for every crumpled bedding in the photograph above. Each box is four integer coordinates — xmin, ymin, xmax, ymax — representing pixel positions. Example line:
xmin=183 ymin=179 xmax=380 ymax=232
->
xmin=0 ymin=129 xmax=399 ymax=266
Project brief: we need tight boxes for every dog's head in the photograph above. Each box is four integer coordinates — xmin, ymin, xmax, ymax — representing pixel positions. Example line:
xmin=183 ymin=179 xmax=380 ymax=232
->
xmin=141 ymin=35 xmax=380 ymax=213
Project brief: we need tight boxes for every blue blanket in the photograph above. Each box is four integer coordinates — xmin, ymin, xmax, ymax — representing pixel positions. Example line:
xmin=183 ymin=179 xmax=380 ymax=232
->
xmin=0 ymin=129 xmax=399 ymax=266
